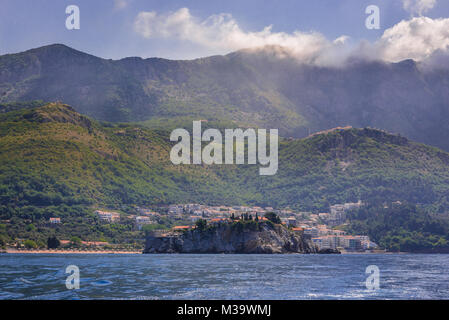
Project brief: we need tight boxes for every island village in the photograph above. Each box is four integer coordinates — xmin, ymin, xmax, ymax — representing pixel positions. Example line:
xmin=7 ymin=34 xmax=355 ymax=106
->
xmin=94 ymin=200 xmax=380 ymax=253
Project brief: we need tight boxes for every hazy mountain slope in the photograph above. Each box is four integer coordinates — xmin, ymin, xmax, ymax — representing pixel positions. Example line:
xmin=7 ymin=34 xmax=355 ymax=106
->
xmin=1 ymin=103 xmax=449 ymax=214
xmin=1 ymin=44 xmax=449 ymax=150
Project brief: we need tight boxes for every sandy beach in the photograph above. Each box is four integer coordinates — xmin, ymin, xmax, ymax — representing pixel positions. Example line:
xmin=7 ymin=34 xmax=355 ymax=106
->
xmin=3 ymin=249 xmax=143 ymax=254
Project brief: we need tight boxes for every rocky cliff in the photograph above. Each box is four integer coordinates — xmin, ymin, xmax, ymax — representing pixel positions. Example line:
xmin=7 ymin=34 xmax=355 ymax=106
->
xmin=143 ymin=221 xmax=317 ymax=254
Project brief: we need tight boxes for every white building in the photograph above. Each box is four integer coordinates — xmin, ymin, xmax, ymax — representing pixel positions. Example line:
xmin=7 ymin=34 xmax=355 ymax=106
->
xmin=135 ymin=216 xmax=153 ymax=230
xmin=312 ymin=236 xmax=338 ymax=250
xmin=189 ymin=215 xmax=202 ymax=223
xmin=304 ymin=227 xmax=319 ymax=238
xmin=168 ymin=205 xmax=184 ymax=216
xmin=286 ymin=217 xmax=297 ymax=227
xmin=49 ymin=217 xmax=61 ymax=224
xmin=96 ymin=210 xmax=120 ymax=222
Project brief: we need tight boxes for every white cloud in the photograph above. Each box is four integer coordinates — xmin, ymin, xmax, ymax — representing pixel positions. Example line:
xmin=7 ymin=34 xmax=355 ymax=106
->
xmin=134 ymin=7 xmax=449 ymax=65
xmin=134 ymin=8 xmax=344 ymax=65
xmin=333 ymin=35 xmax=350 ymax=45
xmin=402 ymin=0 xmax=437 ymax=16
xmin=375 ymin=17 xmax=449 ymax=62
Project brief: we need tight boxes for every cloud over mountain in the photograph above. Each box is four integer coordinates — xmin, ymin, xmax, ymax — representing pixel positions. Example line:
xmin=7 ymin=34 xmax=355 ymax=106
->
xmin=133 ymin=7 xmax=449 ymax=66
xmin=134 ymin=8 xmax=345 ymax=65
xmin=376 ymin=16 xmax=449 ymax=62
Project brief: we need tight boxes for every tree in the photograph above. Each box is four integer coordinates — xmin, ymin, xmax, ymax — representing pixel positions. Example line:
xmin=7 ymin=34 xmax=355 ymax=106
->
xmin=195 ymin=219 xmax=207 ymax=231
xmin=142 ymin=223 xmax=166 ymax=233
xmin=70 ymin=236 xmax=82 ymax=247
xmin=47 ymin=236 xmax=60 ymax=249
xmin=24 ymin=239 xmax=37 ymax=249
xmin=264 ymin=212 xmax=281 ymax=224
xmin=0 ymin=235 xmax=6 ymax=248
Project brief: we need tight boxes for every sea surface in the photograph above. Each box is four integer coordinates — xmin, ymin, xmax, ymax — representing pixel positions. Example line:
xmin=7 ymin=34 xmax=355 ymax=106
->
xmin=1 ymin=253 xmax=449 ymax=300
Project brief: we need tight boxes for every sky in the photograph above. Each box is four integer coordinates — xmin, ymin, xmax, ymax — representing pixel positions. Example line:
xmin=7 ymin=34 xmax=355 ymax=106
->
xmin=1 ymin=0 xmax=449 ymax=63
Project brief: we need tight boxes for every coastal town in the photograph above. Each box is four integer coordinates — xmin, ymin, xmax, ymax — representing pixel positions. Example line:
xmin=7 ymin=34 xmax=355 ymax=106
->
xmin=3 ymin=200 xmax=382 ymax=253
xmin=93 ymin=201 xmax=379 ymax=253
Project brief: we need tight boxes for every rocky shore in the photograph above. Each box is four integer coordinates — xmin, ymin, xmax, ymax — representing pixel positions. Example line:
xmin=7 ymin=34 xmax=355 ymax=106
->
xmin=144 ymin=221 xmax=317 ymax=254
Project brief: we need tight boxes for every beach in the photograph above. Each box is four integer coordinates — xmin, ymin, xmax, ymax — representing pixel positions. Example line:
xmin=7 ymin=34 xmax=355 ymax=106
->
xmin=3 ymin=249 xmax=142 ymax=254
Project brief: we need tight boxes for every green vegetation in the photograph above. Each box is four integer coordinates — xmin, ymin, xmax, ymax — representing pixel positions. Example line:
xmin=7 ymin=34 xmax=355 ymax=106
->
xmin=229 ymin=219 xmax=263 ymax=232
xmin=2 ymin=103 xmax=449 ymax=247
xmin=141 ymin=223 xmax=168 ymax=232
xmin=191 ymin=219 xmax=266 ymax=234
xmin=0 ymin=100 xmax=47 ymax=114
xmin=47 ymin=236 xmax=60 ymax=249
xmin=264 ymin=212 xmax=281 ymax=224
xmin=346 ymin=202 xmax=449 ymax=252
xmin=195 ymin=219 xmax=208 ymax=231
xmin=70 ymin=236 xmax=82 ymax=247
xmin=23 ymin=239 xmax=37 ymax=249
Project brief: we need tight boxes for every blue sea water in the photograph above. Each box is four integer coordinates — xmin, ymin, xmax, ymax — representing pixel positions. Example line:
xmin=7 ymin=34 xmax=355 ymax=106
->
xmin=1 ymin=253 xmax=449 ymax=300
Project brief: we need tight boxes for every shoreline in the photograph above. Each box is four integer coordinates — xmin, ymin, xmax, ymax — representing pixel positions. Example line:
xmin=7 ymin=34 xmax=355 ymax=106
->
xmin=3 ymin=249 xmax=142 ymax=254
xmin=1 ymin=249 xmax=443 ymax=255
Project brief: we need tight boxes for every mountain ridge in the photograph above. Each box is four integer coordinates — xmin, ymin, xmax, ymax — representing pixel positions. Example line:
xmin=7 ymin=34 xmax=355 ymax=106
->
xmin=1 ymin=103 xmax=449 ymax=212
xmin=2 ymin=44 xmax=449 ymax=151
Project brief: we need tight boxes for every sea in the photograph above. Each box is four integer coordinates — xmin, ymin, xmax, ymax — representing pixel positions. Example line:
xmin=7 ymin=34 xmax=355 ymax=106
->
xmin=1 ymin=253 xmax=449 ymax=300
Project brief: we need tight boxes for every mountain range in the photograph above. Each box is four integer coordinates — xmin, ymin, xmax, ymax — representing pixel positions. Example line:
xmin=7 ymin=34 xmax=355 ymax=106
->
xmin=2 ymin=103 xmax=449 ymax=250
xmin=2 ymin=44 xmax=449 ymax=250
xmin=2 ymin=103 xmax=449 ymax=212
xmin=1 ymin=44 xmax=449 ymax=151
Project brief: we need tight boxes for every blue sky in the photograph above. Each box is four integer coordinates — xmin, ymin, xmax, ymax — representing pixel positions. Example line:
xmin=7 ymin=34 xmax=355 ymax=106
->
xmin=1 ymin=0 xmax=449 ymax=60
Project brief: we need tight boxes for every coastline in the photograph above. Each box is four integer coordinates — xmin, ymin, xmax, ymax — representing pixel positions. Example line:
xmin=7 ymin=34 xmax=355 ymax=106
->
xmin=3 ymin=249 xmax=142 ymax=254
xmin=0 ymin=250 xmax=442 ymax=255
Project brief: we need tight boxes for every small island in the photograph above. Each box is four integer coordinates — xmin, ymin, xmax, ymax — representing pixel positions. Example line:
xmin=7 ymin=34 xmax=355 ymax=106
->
xmin=144 ymin=213 xmax=330 ymax=254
